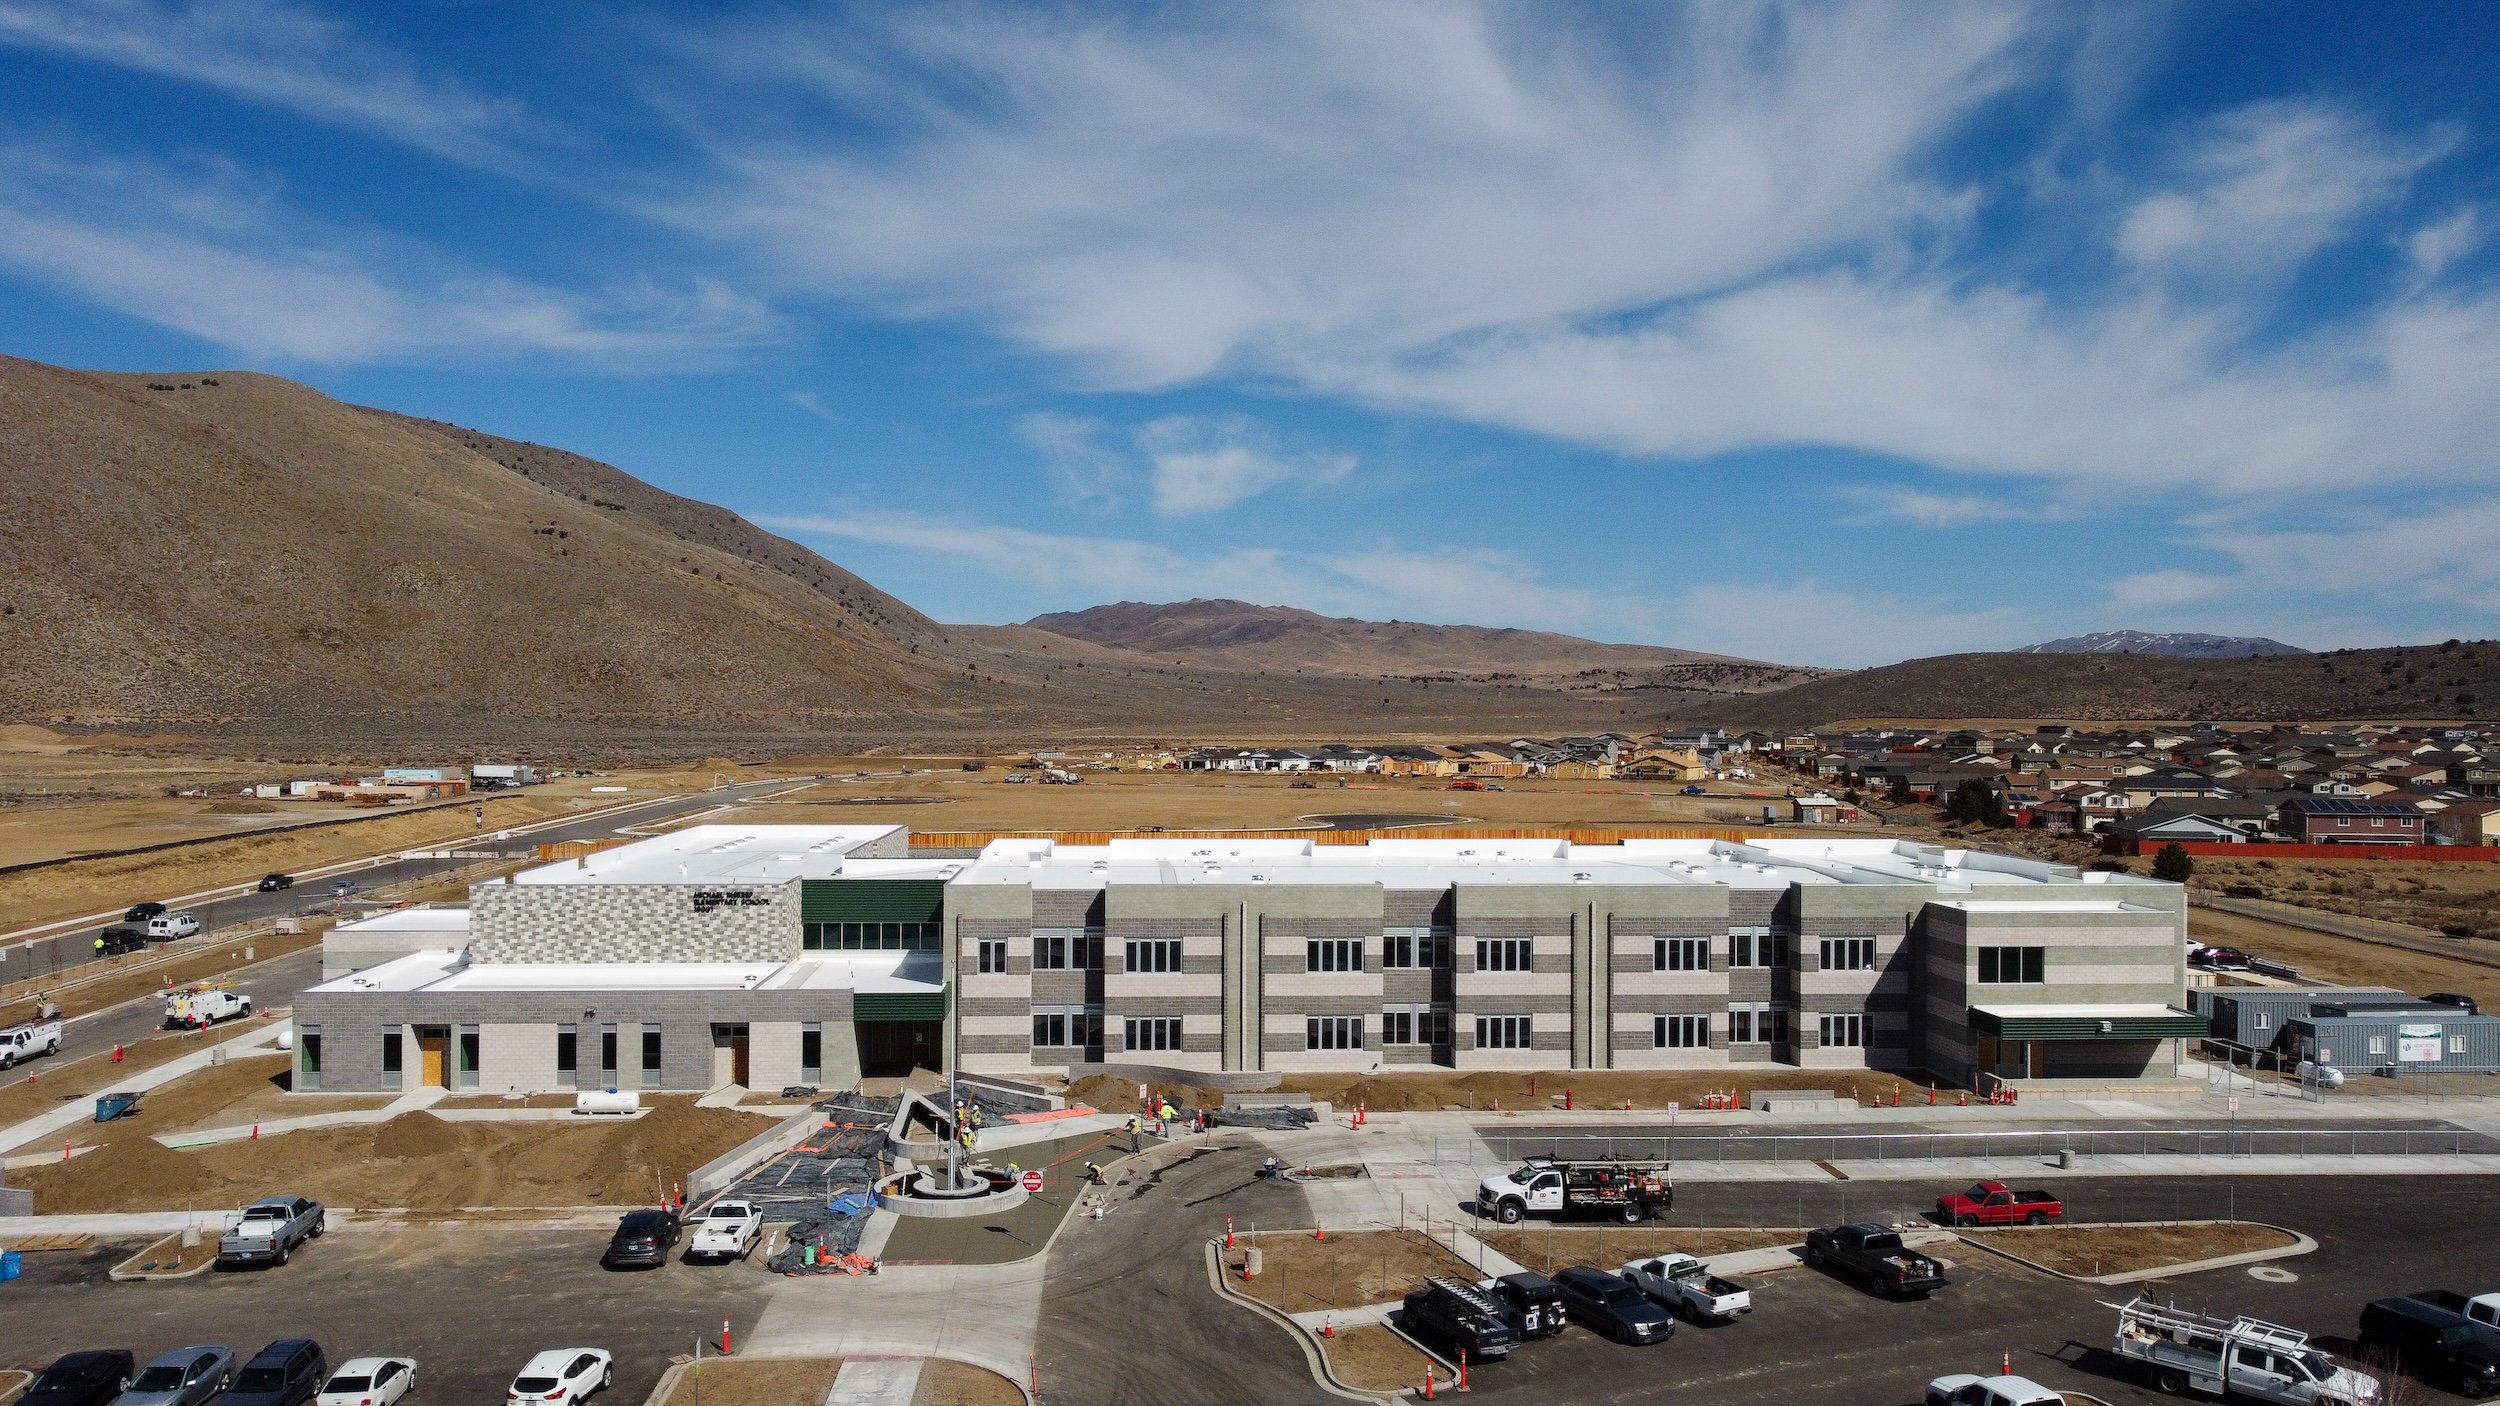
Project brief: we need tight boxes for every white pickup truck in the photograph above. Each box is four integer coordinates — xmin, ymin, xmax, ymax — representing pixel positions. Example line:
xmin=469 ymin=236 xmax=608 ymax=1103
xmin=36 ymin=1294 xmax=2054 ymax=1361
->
xmin=687 ymin=1200 xmax=763 ymax=1262
xmin=166 ymin=988 xmax=252 ymax=1030
xmin=1621 ymin=1253 xmax=1753 ymax=1322
xmin=0 ymin=1018 xmax=63 ymax=1070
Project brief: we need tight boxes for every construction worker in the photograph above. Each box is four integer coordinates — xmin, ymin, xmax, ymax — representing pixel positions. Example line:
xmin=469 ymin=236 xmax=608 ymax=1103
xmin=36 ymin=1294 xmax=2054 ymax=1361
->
xmin=1084 ymin=1161 xmax=1106 ymax=1185
xmin=1126 ymin=1115 xmax=1143 ymax=1156
xmin=93 ymin=935 xmax=105 ymax=958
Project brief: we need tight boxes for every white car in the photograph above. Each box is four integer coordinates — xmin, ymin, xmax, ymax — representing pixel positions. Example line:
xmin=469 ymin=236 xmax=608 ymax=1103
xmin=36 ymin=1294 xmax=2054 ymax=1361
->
xmin=318 ymin=1357 xmax=417 ymax=1406
xmin=507 ymin=1350 xmax=610 ymax=1406
xmin=148 ymin=912 xmax=202 ymax=939
xmin=1926 ymin=1373 xmax=2065 ymax=1406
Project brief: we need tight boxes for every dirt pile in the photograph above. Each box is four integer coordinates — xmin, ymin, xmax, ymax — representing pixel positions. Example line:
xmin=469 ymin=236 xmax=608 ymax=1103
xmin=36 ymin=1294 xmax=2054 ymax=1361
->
xmin=10 ymin=1097 xmax=773 ymax=1214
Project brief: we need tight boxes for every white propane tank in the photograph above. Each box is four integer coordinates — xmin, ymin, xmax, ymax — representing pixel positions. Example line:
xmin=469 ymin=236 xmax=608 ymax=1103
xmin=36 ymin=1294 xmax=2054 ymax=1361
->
xmin=575 ymin=1088 xmax=642 ymax=1116
xmin=275 ymin=1027 xmax=295 ymax=1052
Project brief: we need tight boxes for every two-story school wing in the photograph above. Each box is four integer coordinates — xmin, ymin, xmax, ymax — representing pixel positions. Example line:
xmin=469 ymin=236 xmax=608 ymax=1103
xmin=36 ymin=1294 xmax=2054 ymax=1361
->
xmin=290 ymin=826 xmax=2198 ymax=1094
xmin=951 ymin=835 xmax=2197 ymax=1088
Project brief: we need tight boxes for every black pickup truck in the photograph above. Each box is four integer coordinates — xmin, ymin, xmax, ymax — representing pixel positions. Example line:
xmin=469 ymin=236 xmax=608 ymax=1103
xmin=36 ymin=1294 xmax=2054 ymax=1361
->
xmin=1401 ymin=1278 xmax=1523 ymax=1363
xmin=1804 ymin=1224 xmax=1947 ymax=1299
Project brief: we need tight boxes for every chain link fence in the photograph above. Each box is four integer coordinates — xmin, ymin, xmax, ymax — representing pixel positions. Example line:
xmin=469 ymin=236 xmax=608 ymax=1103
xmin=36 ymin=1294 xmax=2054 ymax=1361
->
xmin=1445 ymin=1123 xmax=2500 ymax=1167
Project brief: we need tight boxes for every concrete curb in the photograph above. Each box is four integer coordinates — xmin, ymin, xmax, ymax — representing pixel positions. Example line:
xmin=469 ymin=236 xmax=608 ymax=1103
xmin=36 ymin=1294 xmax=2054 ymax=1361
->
xmin=1951 ymin=1220 xmax=2315 ymax=1285
xmin=639 ymin=1355 xmax=1034 ymax=1406
xmin=1203 ymin=1238 xmax=1403 ymax=1403
xmin=0 ymin=1367 xmax=31 ymax=1406
xmin=109 ymin=1230 xmax=220 ymax=1281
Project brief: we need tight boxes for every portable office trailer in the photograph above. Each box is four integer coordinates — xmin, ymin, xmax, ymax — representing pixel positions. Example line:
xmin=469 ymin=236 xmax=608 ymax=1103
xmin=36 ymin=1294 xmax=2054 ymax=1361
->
xmin=2286 ymin=1004 xmax=2500 ymax=1075
xmin=2199 ymin=987 xmax=2406 ymax=1049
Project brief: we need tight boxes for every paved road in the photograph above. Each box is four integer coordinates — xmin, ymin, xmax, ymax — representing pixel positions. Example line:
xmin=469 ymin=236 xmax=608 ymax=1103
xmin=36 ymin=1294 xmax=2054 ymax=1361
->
xmin=1472 ymin=1117 xmax=2500 ymax=1161
xmin=38 ymin=947 xmax=328 ymax=1076
xmin=1 ymin=779 xmax=805 ymax=988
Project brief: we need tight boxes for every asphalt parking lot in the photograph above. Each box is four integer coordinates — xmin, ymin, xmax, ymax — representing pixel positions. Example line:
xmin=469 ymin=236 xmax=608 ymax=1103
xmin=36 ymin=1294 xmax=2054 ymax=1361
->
xmin=1039 ymin=1144 xmax=2500 ymax=1406
xmin=3 ymin=1223 xmax=776 ymax=1403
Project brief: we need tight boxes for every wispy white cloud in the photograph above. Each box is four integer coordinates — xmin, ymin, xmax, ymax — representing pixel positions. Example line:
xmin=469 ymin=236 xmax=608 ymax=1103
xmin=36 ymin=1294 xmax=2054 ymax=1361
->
xmin=1135 ymin=415 xmax=1354 ymax=517
xmin=2115 ymin=102 xmax=2452 ymax=283
xmin=2408 ymin=206 xmax=2486 ymax=282
xmin=1841 ymin=485 xmax=2055 ymax=528
xmin=1671 ymin=581 xmax=2034 ymax=667
xmin=1017 ymin=411 xmax=1124 ymax=507
xmin=0 ymin=0 xmax=538 ymax=168
xmin=0 ymin=141 xmax=775 ymax=365
xmin=785 ymin=390 xmax=838 ymax=423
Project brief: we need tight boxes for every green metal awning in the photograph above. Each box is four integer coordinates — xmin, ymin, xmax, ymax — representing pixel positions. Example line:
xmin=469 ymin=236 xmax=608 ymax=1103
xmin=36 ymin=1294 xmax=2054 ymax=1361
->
xmin=801 ymin=879 xmax=946 ymax=925
xmin=1970 ymin=1004 xmax=2210 ymax=1041
xmin=854 ymin=991 xmax=949 ymax=1022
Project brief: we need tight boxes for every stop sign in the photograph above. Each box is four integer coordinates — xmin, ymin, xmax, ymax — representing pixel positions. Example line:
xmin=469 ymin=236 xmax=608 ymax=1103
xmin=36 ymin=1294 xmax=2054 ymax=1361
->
xmin=1020 ymin=1169 xmax=1044 ymax=1192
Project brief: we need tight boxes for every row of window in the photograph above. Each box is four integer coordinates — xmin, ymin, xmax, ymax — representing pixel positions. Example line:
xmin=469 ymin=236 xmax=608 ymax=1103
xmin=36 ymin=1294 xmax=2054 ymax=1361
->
xmin=349 ymin=1021 xmax=836 ymax=1086
xmin=1976 ymin=945 xmax=2045 ymax=985
xmin=978 ymin=932 xmax=1902 ymax=975
xmin=804 ymin=922 xmax=940 ymax=951
xmin=1023 ymin=1004 xmax=1883 ymax=1052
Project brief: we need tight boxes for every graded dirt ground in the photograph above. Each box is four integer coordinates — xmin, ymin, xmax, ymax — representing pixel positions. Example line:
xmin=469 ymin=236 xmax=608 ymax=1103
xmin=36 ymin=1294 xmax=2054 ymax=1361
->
xmin=2193 ymin=854 xmax=2500 ymax=945
xmin=1962 ymin=1220 xmax=2297 ymax=1277
xmin=719 ymin=767 xmax=1808 ymax=837
xmin=63 ymin=1053 xmax=396 ymax=1152
xmin=1226 ymin=1230 xmax=1480 ymax=1313
xmin=1475 ymin=1226 xmax=1802 ymax=1273
xmin=654 ymin=1358 xmax=844 ymax=1406
xmin=120 ymin=1229 xmax=221 ymax=1274
xmin=0 ymin=1029 xmax=221 ymax=1137
xmin=2188 ymin=907 xmax=2500 ymax=1009
xmin=9 ymin=1096 xmax=774 ymax=1212
xmin=1320 ymin=1324 xmax=1437 ymax=1393
xmin=909 ymin=1359 xmax=1025 ymax=1406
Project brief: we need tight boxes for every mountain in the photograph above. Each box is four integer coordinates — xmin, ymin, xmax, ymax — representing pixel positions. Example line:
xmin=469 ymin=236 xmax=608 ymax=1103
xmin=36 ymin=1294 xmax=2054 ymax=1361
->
xmin=2015 ymin=630 xmax=2308 ymax=659
xmin=1024 ymin=599 xmax=1825 ymax=694
xmin=0 ymin=355 xmax=1785 ymax=751
xmin=1683 ymin=645 xmax=2497 ymax=730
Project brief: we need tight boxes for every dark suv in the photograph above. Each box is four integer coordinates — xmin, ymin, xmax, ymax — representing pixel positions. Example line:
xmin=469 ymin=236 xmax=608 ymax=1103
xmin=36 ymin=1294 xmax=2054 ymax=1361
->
xmin=98 ymin=927 xmax=150 ymax=956
xmin=602 ymin=1208 xmax=682 ymax=1268
xmin=1553 ymin=1266 xmax=1675 ymax=1345
xmin=1400 ymin=1277 xmax=1523 ymax=1363
xmin=2361 ymin=1296 xmax=2500 ymax=1398
xmin=1486 ymin=1271 xmax=1568 ymax=1339
xmin=226 ymin=1340 xmax=327 ymax=1406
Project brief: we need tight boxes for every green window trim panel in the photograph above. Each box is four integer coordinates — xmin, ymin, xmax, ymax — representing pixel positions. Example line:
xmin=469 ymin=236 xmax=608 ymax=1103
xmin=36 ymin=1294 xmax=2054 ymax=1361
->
xmin=802 ymin=879 xmax=947 ymax=925
xmin=854 ymin=991 xmax=950 ymax=1022
xmin=1969 ymin=1008 xmax=2209 ymax=1041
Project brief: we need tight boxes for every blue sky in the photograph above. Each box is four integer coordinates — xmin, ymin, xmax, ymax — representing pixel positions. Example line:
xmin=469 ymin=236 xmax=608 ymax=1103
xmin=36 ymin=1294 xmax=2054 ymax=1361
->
xmin=4 ymin=2 xmax=2498 ymax=668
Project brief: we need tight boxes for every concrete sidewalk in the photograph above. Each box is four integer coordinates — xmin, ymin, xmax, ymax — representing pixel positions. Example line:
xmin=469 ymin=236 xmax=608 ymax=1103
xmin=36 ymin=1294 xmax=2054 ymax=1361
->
xmin=157 ymin=1086 xmax=446 ymax=1148
xmin=823 ymin=1357 xmax=923 ymax=1406
xmin=0 ymin=1023 xmax=286 ymax=1155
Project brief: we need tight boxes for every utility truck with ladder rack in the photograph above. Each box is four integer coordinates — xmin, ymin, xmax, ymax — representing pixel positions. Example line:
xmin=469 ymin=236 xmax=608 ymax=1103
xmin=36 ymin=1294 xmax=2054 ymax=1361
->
xmin=2112 ymin=1298 xmax=2380 ymax=1404
xmin=1478 ymin=1157 xmax=1673 ymax=1225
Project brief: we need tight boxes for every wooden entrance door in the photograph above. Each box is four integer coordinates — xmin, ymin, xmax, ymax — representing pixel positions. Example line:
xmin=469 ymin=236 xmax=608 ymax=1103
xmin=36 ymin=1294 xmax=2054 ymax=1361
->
xmin=416 ymin=1027 xmax=449 ymax=1088
xmin=710 ymin=1024 xmax=750 ymax=1089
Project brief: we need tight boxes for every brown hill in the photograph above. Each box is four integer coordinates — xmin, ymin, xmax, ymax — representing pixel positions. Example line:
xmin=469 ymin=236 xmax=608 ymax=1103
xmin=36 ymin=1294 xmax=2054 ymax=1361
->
xmin=1685 ymin=646 xmax=2498 ymax=730
xmin=1026 ymin=599 xmax=1824 ymax=694
xmin=0 ymin=356 xmax=1770 ymax=751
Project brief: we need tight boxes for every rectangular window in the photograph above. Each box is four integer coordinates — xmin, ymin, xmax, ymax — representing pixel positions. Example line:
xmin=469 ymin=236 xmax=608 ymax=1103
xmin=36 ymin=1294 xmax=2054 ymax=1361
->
xmin=380 ymin=1029 xmax=401 ymax=1076
xmin=1976 ymin=946 xmax=2046 ymax=984
xmin=298 ymin=1024 xmax=322 ymax=1092
xmin=1728 ymin=1004 xmax=1790 ymax=1045
xmin=800 ymin=1023 xmax=822 ymax=1084
xmin=554 ymin=1024 xmax=575 ymax=1074
xmin=2254 ymin=1012 xmax=2271 ymax=1031
xmin=1475 ymin=937 xmax=1533 ymax=973
xmin=2367 ymin=1035 xmax=2388 ymax=1056
xmin=1124 ymin=937 xmax=1184 ymax=974
xmin=1729 ymin=933 xmax=1789 ymax=968
xmin=1305 ymin=1015 xmax=1363 ymax=1050
xmin=456 ymin=1025 xmax=479 ymax=1091
xmin=1305 ymin=938 xmax=1363 ymax=973
xmin=1382 ymin=1005 xmax=1451 ymax=1046
xmin=1654 ymin=1014 xmax=1708 ymax=1049
xmin=1654 ymin=937 xmax=1708 ymax=972
xmin=976 ymin=938 xmax=1009 ymax=974
xmin=804 ymin=922 xmax=941 ymax=951
xmin=1032 ymin=1010 xmax=1066 ymax=1048
xmin=599 ymin=1025 xmax=618 ymax=1085
xmin=1382 ymin=929 xmax=1453 ymax=968
xmin=2452 ymin=1035 xmax=2469 ymax=1054
xmin=640 ymin=1028 xmax=662 ymax=1077
xmin=1124 ymin=1016 xmax=1183 ymax=1052
xmin=1818 ymin=1013 xmax=1864 ymax=1048
xmin=1818 ymin=938 xmax=1876 ymax=972
xmin=1474 ymin=1014 xmax=1532 ymax=1050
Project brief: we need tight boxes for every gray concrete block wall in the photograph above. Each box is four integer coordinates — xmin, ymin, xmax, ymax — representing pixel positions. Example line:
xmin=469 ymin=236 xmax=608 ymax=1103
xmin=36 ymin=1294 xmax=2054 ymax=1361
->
xmin=472 ymin=883 xmax=803 ymax=964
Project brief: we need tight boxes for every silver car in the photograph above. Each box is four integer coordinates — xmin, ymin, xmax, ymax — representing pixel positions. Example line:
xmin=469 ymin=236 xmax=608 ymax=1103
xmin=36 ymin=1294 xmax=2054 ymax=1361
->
xmin=123 ymin=1346 xmax=236 ymax=1406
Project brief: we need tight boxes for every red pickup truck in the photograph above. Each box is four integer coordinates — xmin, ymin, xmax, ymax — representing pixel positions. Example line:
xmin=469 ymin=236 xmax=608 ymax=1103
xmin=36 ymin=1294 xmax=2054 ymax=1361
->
xmin=1936 ymin=1181 xmax=2062 ymax=1227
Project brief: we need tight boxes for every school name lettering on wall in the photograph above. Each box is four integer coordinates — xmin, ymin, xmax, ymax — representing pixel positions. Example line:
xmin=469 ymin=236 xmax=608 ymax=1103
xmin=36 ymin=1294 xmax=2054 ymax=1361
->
xmin=691 ymin=889 xmax=770 ymax=915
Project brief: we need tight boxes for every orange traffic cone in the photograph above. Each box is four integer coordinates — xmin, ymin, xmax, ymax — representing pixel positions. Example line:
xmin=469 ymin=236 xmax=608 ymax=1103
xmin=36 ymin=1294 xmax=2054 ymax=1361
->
xmin=1313 ymin=1226 xmax=1326 ymax=1242
xmin=250 ymin=1121 xmax=260 ymax=1140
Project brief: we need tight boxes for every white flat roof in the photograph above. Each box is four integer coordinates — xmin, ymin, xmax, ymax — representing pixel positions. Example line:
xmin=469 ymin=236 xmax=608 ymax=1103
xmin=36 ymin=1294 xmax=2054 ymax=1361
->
xmin=514 ymin=824 xmax=904 ymax=888
xmin=1929 ymin=900 xmax=2164 ymax=915
xmin=953 ymin=834 xmax=2157 ymax=894
xmin=305 ymin=949 xmax=942 ymax=997
xmin=1969 ymin=1003 xmax=2190 ymax=1020
xmin=331 ymin=908 xmax=472 ymax=933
